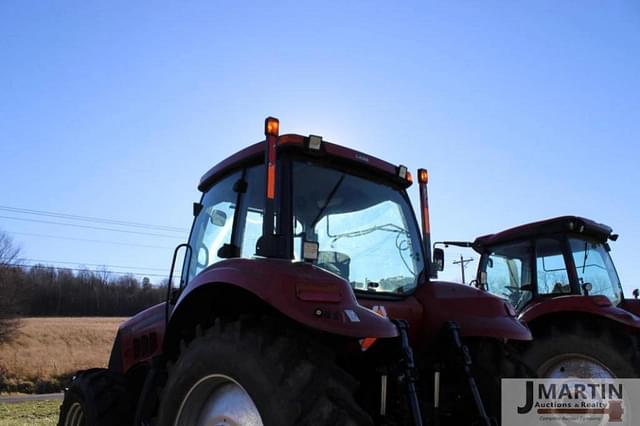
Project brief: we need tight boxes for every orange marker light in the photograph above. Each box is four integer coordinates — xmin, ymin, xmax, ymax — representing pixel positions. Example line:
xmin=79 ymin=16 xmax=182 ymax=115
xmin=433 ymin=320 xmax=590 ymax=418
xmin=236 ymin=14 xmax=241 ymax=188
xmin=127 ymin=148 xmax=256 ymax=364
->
xmin=267 ymin=163 xmax=276 ymax=199
xmin=418 ymin=168 xmax=429 ymax=184
xmin=265 ymin=117 xmax=279 ymax=137
xmin=406 ymin=171 xmax=413 ymax=183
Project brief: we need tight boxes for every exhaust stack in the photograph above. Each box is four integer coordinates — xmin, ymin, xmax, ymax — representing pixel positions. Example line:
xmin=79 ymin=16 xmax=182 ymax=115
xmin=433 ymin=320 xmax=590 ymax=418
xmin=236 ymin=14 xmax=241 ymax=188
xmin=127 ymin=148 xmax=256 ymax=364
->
xmin=417 ymin=168 xmax=435 ymax=278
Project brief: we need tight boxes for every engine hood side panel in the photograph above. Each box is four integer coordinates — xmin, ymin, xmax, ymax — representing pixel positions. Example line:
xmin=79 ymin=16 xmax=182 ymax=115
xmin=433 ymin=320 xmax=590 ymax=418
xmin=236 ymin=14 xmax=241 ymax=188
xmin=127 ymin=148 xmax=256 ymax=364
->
xmin=116 ymin=302 xmax=166 ymax=373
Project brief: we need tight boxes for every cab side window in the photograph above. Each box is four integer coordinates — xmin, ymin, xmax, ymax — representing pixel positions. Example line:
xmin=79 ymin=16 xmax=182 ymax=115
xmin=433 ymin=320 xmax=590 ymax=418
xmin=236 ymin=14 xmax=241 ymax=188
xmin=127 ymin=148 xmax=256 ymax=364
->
xmin=536 ymin=238 xmax=570 ymax=295
xmin=187 ymin=171 xmax=241 ymax=282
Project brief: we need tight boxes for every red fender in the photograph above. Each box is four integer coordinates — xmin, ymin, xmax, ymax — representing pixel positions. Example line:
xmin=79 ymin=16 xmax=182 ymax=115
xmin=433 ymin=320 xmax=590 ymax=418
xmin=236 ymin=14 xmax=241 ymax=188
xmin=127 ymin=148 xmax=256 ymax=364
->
xmin=173 ymin=258 xmax=398 ymax=339
xmin=620 ymin=298 xmax=640 ymax=318
xmin=521 ymin=295 xmax=640 ymax=330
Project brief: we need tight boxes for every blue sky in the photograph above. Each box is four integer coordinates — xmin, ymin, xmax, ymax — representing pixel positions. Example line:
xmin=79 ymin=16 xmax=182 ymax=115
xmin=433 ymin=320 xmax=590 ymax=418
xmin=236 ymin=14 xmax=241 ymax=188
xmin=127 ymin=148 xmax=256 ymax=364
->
xmin=1 ymin=2 xmax=638 ymax=293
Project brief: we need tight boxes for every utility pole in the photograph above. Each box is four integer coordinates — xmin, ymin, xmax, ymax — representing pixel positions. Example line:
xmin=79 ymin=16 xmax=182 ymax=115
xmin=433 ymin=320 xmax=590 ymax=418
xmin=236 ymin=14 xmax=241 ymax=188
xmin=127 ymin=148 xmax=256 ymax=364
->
xmin=452 ymin=255 xmax=474 ymax=284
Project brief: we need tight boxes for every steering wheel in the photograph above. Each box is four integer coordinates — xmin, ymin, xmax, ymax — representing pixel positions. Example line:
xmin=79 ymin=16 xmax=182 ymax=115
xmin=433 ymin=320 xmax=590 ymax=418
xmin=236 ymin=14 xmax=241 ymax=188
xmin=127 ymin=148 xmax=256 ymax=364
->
xmin=500 ymin=285 xmax=522 ymax=300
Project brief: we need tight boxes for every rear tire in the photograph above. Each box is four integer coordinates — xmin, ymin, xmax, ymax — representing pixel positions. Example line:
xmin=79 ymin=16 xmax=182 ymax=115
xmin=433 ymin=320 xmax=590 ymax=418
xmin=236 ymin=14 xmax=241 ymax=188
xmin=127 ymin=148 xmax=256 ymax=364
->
xmin=466 ymin=339 xmax=531 ymax=424
xmin=521 ymin=321 xmax=640 ymax=378
xmin=157 ymin=317 xmax=372 ymax=426
xmin=58 ymin=368 xmax=132 ymax=426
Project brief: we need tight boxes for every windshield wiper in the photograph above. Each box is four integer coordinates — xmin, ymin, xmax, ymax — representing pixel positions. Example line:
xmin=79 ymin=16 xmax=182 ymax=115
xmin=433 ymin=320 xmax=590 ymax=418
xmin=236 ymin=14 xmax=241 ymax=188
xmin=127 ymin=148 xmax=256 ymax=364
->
xmin=581 ymin=241 xmax=589 ymax=273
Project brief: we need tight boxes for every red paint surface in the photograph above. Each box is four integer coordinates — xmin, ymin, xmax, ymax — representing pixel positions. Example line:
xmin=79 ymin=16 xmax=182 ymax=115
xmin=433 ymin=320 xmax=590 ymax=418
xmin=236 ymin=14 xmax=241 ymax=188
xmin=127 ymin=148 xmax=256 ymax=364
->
xmin=175 ymin=258 xmax=399 ymax=340
xmin=620 ymin=298 xmax=640 ymax=317
xmin=521 ymin=295 xmax=640 ymax=330
xmin=118 ymin=275 xmax=532 ymax=372
xmin=118 ymin=303 xmax=166 ymax=372
xmin=198 ymin=134 xmax=407 ymax=192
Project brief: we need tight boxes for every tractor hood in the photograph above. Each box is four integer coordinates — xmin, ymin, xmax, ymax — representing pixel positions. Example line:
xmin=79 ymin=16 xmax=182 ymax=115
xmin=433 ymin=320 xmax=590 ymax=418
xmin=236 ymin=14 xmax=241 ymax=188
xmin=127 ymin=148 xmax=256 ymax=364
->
xmin=414 ymin=280 xmax=532 ymax=342
xmin=428 ymin=280 xmax=514 ymax=315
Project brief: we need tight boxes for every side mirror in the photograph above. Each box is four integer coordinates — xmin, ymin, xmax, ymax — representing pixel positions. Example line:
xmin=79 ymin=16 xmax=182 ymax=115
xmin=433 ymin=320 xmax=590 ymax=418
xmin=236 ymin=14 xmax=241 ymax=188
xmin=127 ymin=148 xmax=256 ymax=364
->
xmin=209 ymin=209 xmax=227 ymax=227
xmin=432 ymin=248 xmax=445 ymax=272
xmin=633 ymin=289 xmax=639 ymax=300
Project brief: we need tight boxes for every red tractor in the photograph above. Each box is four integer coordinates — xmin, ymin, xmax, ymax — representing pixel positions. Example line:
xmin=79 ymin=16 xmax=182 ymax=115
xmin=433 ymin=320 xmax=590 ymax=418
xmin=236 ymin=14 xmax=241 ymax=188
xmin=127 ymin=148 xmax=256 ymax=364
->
xmin=437 ymin=216 xmax=640 ymax=379
xmin=58 ymin=118 xmax=531 ymax=426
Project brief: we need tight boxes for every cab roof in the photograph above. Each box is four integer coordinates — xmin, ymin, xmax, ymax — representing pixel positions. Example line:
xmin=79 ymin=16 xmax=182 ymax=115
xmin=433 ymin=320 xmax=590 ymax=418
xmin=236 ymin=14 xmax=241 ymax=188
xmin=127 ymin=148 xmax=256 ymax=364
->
xmin=473 ymin=216 xmax=614 ymax=250
xmin=198 ymin=134 xmax=410 ymax=192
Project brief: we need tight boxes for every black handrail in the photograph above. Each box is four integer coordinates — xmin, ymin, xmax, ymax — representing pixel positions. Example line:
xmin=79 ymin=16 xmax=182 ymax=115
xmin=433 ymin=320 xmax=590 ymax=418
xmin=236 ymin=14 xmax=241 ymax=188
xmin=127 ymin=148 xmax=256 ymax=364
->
xmin=165 ymin=243 xmax=192 ymax=330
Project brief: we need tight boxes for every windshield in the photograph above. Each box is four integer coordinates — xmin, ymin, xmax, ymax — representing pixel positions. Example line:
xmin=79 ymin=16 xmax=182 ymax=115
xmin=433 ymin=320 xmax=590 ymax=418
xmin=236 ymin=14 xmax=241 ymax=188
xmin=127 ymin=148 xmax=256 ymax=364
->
xmin=480 ymin=241 xmax=534 ymax=311
xmin=292 ymin=160 xmax=424 ymax=294
xmin=569 ymin=238 xmax=623 ymax=305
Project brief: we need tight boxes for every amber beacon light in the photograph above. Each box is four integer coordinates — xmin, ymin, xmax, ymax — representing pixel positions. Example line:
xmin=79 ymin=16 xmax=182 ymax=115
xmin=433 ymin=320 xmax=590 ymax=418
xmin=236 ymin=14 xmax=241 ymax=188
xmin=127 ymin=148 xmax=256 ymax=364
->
xmin=265 ymin=117 xmax=279 ymax=137
xmin=418 ymin=168 xmax=429 ymax=184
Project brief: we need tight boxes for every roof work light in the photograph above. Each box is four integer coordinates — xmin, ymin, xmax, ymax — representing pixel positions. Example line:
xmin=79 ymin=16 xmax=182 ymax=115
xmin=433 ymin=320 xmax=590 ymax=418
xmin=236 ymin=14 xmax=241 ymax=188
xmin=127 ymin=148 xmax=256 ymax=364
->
xmin=308 ymin=135 xmax=322 ymax=151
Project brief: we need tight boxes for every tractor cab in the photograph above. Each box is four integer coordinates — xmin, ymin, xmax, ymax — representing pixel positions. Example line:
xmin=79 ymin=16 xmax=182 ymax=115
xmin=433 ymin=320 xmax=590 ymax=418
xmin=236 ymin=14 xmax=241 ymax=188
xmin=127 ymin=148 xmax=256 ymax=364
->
xmin=188 ymin=118 xmax=427 ymax=300
xmin=470 ymin=216 xmax=625 ymax=312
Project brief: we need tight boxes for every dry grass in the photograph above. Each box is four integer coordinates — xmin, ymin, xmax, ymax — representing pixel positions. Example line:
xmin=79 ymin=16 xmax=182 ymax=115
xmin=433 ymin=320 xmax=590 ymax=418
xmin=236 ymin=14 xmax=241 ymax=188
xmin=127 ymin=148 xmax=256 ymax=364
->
xmin=0 ymin=318 xmax=126 ymax=393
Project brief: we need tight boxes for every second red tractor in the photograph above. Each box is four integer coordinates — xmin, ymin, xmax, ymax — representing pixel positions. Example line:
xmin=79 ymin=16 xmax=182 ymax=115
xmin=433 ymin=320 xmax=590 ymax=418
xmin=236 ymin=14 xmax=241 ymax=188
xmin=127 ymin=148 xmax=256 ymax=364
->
xmin=438 ymin=216 xmax=640 ymax=380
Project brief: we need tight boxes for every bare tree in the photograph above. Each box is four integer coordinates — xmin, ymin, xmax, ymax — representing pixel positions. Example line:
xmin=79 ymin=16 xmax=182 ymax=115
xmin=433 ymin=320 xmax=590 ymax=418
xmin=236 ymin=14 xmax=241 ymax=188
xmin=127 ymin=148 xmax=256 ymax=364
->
xmin=0 ymin=231 xmax=22 ymax=343
xmin=0 ymin=232 xmax=19 ymax=265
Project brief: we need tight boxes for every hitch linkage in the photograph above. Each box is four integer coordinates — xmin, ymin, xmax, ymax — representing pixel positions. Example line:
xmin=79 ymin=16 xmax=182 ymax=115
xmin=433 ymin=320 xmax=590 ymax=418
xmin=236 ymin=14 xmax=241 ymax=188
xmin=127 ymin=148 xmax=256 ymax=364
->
xmin=447 ymin=321 xmax=493 ymax=426
xmin=392 ymin=320 xmax=424 ymax=426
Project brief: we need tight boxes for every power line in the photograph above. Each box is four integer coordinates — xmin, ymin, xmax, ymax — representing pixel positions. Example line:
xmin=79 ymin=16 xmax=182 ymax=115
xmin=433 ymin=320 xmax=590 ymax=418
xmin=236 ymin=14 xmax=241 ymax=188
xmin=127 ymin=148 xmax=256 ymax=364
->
xmin=6 ymin=231 xmax=175 ymax=250
xmin=0 ymin=215 xmax=182 ymax=239
xmin=14 ymin=263 xmax=178 ymax=279
xmin=21 ymin=258 xmax=168 ymax=272
xmin=0 ymin=205 xmax=187 ymax=233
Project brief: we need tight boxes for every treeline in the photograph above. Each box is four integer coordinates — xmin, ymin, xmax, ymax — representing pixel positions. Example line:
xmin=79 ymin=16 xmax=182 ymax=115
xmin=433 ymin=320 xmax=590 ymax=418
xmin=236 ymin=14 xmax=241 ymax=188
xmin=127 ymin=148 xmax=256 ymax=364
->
xmin=0 ymin=264 xmax=167 ymax=317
